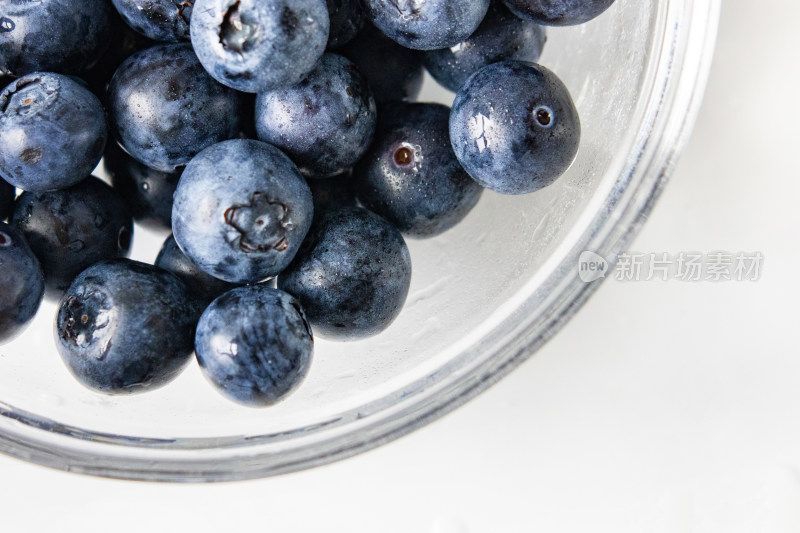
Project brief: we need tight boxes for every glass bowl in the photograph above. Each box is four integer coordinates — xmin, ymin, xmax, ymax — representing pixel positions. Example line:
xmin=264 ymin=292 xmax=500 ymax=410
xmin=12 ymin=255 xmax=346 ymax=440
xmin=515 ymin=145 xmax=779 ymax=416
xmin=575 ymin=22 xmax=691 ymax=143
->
xmin=0 ymin=0 xmax=719 ymax=481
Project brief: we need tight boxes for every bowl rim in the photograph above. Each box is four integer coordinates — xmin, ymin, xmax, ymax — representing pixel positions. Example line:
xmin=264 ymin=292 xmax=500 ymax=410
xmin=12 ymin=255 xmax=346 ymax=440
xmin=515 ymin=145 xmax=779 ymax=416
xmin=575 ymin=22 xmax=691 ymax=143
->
xmin=0 ymin=0 xmax=721 ymax=482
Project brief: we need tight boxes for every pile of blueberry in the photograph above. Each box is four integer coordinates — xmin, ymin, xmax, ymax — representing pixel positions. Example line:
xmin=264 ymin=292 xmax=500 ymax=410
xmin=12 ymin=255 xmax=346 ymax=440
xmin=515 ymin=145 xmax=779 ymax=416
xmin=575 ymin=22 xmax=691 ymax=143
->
xmin=0 ymin=0 xmax=613 ymax=407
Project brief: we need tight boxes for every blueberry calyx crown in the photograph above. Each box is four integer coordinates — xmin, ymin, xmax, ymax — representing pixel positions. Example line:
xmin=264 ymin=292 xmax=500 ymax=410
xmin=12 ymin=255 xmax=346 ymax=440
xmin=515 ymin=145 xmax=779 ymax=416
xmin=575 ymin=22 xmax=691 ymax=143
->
xmin=224 ymin=192 xmax=292 ymax=253
xmin=0 ymin=77 xmax=58 ymax=117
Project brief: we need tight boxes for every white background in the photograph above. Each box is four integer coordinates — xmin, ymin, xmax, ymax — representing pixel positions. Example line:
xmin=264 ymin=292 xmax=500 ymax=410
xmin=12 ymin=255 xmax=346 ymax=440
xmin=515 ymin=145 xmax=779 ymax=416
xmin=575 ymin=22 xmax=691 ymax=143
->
xmin=3 ymin=1 xmax=799 ymax=531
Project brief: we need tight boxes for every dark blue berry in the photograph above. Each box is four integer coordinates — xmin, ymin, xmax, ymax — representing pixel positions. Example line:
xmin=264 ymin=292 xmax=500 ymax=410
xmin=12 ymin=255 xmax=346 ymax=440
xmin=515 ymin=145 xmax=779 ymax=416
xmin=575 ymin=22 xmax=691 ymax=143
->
xmin=83 ymin=16 xmax=157 ymax=104
xmin=55 ymin=259 xmax=202 ymax=394
xmin=361 ymin=0 xmax=490 ymax=50
xmin=326 ymin=0 xmax=364 ymax=49
xmin=0 ymin=222 xmax=44 ymax=344
xmin=11 ymin=176 xmax=134 ymax=297
xmin=195 ymin=286 xmax=313 ymax=407
xmin=190 ymin=0 xmax=329 ymax=93
xmin=355 ymin=103 xmax=482 ymax=237
xmin=111 ymin=0 xmax=193 ymax=42
xmin=308 ymin=170 xmax=356 ymax=215
xmin=0 ymin=177 xmax=13 ymax=220
xmin=340 ymin=24 xmax=424 ymax=104
xmin=0 ymin=73 xmax=108 ymax=193
xmin=255 ymin=53 xmax=376 ymax=178
xmin=503 ymin=0 xmax=614 ymax=26
xmin=108 ymin=43 xmax=242 ymax=172
xmin=0 ymin=0 xmax=113 ymax=76
xmin=278 ymin=206 xmax=411 ymax=340
xmin=450 ymin=60 xmax=580 ymax=195
xmin=104 ymin=143 xmax=181 ymax=231
xmin=172 ymin=139 xmax=314 ymax=284
xmin=155 ymin=234 xmax=238 ymax=305
xmin=423 ymin=1 xmax=546 ymax=92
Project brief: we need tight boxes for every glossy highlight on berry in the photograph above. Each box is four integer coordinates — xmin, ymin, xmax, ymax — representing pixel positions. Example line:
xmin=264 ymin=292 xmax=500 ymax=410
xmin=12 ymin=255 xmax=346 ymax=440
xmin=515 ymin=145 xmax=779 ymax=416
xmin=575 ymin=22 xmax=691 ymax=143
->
xmin=450 ymin=60 xmax=581 ymax=195
xmin=191 ymin=0 xmax=330 ymax=93
xmin=356 ymin=103 xmax=483 ymax=237
xmin=279 ymin=206 xmax=412 ymax=340
xmin=423 ymin=1 xmax=547 ymax=93
xmin=0 ymin=0 xmax=114 ymax=76
xmin=0 ymin=222 xmax=44 ymax=344
xmin=502 ymin=0 xmax=615 ymax=26
xmin=55 ymin=259 xmax=202 ymax=394
xmin=108 ymin=43 xmax=242 ymax=172
xmin=195 ymin=286 xmax=314 ymax=407
xmin=362 ymin=0 xmax=491 ymax=50
xmin=255 ymin=53 xmax=377 ymax=178
xmin=172 ymin=139 xmax=314 ymax=284
xmin=11 ymin=176 xmax=134 ymax=297
xmin=0 ymin=73 xmax=107 ymax=193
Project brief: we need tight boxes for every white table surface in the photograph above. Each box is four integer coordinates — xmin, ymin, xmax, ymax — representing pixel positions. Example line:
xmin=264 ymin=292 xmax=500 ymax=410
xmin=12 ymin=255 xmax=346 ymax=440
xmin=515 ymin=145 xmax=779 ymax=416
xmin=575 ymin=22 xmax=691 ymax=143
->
xmin=4 ymin=2 xmax=798 ymax=531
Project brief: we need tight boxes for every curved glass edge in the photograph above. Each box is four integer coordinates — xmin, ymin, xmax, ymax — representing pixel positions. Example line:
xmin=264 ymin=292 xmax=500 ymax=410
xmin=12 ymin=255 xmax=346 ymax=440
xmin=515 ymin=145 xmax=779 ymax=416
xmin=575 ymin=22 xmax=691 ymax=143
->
xmin=0 ymin=0 xmax=721 ymax=482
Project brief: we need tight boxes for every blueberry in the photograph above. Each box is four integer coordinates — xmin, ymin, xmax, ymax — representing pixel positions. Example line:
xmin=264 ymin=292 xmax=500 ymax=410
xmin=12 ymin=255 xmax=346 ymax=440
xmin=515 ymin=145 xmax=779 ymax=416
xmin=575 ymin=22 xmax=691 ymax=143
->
xmin=361 ymin=0 xmax=490 ymax=51
xmin=172 ymin=139 xmax=313 ymax=284
xmin=308 ymin=170 xmax=357 ymax=215
xmin=0 ymin=222 xmax=44 ymax=345
xmin=278 ymin=206 xmax=412 ymax=340
xmin=503 ymin=0 xmax=614 ymax=26
xmin=111 ymin=0 xmax=194 ymax=42
xmin=340 ymin=24 xmax=424 ymax=104
xmin=55 ymin=259 xmax=201 ymax=395
xmin=355 ymin=103 xmax=482 ymax=237
xmin=0 ymin=73 xmax=108 ymax=193
xmin=0 ymin=0 xmax=113 ymax=76
xmin=155 ymin=234 xmax=238 ymax=305
xmin=190 ymin=0 xmax=329 ymax=93
xmin=423 ymin=1 xmax=546 ymax=93
xmin=195 ymin=286 xmax=313 ymax=407
xmin=11 ymin=176 xmax=134 ymax=297
xmin=83 ymin=17 xmax=157 ymax=104
xmin=326 ymin=0 xmax=364 ymax=49
xmin=108 ymin=43 xmax=242 ymax=173
xmin=104 ymin=143 xmax=181 ymax=231
xmin=0 ymin=178 xmax=13 ymax=220
xmin=449 ymin=60 xmax=580 ymax=195
xmin=255 ymin=53 xmax=376 ymax=178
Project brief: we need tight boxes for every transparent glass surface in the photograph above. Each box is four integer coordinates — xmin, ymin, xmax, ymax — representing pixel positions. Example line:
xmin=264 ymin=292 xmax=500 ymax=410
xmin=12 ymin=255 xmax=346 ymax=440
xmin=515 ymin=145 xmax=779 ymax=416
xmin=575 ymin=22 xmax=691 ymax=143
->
xmin=0 ymin=0 xmax=720 ymax=481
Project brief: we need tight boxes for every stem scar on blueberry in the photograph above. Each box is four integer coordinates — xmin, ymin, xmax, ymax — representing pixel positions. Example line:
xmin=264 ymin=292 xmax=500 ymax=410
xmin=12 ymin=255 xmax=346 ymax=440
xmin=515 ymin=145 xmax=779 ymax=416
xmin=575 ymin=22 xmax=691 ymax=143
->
xmin=534 ymin=106 xmax=554 ymax=128
xmin=0 ymin=77 xmax=40 ymax=113
xmin=0 ymin=230 xmax=11 ymax=246
xmin=220 ymin=0 xmax=253 ymax=54
xmin=394 ymin=146 xmax=414 ymax=166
